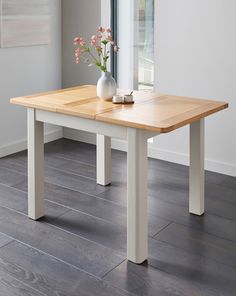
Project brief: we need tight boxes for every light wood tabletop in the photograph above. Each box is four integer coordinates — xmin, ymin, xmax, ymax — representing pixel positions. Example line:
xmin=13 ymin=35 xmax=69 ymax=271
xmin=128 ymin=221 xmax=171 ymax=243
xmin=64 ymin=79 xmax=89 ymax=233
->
xmin=11 ymin=85 xmax=228 ymax=133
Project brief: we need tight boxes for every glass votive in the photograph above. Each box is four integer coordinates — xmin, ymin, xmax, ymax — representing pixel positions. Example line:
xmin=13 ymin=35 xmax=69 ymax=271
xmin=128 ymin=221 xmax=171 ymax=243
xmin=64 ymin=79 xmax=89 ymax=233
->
xmin=112 ymin=95 xmax=123 ymax=104
xmin=124 ymin=95 xmax=134 ymax=103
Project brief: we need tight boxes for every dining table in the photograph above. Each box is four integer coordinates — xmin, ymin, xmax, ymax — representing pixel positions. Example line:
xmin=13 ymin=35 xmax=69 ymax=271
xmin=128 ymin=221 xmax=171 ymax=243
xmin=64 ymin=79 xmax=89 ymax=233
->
xmin=11 ymin=85 xmax=228 ymax=264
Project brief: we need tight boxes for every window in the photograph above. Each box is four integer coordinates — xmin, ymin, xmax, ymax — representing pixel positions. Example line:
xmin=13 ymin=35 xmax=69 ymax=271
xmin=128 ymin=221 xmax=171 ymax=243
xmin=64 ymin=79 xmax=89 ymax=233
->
xmin=138 ymin=0 xmax=154 ymax=90
xmin=115 ymin=0 xmax=155 ymax=91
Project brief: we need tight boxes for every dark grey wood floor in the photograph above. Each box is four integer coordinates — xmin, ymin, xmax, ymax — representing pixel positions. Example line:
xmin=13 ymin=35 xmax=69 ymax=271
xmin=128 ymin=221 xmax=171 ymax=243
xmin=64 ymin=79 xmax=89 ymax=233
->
xmin=0 ymin=138 xmax=235 ymax=296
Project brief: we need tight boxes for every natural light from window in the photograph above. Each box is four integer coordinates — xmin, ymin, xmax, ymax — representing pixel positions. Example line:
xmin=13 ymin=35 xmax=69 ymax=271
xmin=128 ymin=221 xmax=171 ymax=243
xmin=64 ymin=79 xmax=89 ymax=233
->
xmin=138 ymin=0 xmax=154 ymax=90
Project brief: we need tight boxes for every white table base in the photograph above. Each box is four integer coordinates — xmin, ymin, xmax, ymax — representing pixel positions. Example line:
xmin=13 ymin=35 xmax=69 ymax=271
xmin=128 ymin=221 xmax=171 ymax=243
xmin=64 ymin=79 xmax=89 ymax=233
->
xmin=96 ymin=135 xmax=111 ymax=186
xmin=27 ymin=108 xmax=205 ymax=264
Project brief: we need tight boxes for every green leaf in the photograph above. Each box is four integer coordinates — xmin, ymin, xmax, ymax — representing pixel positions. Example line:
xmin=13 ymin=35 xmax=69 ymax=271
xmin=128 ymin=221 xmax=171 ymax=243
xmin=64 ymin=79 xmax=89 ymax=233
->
xmin=103 ymin=56 xmax=109 ymax=62
xmin=100 ymin=66 xmax=106 ymax=72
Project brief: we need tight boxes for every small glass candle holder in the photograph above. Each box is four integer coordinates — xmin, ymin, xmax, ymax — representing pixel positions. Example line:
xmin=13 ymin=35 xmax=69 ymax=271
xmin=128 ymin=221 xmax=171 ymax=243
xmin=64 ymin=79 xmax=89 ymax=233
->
xmin=124 ymin=94 xmax=134 ymax=103
xmin=112 ymin=95 xmax=123 ymax=104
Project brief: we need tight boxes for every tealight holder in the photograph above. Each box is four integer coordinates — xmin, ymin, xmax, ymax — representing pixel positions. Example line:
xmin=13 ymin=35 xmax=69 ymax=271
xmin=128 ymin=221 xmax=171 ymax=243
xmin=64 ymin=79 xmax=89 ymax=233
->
xmin=112 ymin=95 xmax=123 ymax=104
xmin=112 ymin=91 xmax=135 ymax=105
xmin=124 ymin=94 xmax=134 ymax=104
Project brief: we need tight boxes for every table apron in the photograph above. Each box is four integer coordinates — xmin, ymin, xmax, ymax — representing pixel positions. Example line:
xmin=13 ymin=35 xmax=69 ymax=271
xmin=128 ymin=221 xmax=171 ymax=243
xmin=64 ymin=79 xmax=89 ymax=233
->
xmin=35 ymin=109 xmax=158 ymax=140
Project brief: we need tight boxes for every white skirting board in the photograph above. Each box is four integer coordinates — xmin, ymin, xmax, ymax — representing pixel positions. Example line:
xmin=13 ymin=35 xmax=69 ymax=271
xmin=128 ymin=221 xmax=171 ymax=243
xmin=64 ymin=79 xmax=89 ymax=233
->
xmin=0 ymin=128 xmax=63 ymax=158
xmin=1 ymin=126 xmax=234 ymax=176
xmin=63 ymin=128 xmax=236 ymax=177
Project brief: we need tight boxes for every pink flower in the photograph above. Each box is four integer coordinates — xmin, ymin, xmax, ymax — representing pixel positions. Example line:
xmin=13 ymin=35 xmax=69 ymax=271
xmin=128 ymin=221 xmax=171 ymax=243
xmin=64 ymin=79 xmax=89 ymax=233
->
xmin=114 ymin=45 xmax=120 ymax=52
xmin=73 ymin=37 xmax=83 ymax=45
xmin=91 ymin=35 xmax=101 ymax=46
xmin=75 ymin=52 xmax=80 ymax=64
xmin=91 ymin=39 xmax=97 ymax=46
xmin=73 ymin=37 xmax=85 ymax=46
xmin=74 ymin=47 xmax=85 ymax=64
xmin=98 ymin=26 xmax=105 ymax=33
xmin=75 ymin=47 xmax=85 ymax=54
xmin=79 ymin=40 xmax=85 ymax=46
xmin=73 ymin=28 xmax=120 ymax=69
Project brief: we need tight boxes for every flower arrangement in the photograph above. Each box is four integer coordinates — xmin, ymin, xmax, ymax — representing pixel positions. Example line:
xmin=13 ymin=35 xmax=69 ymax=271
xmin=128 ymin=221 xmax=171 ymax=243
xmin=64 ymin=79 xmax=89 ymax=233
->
xmin=73 ymin=26 xmax=120 ymax=73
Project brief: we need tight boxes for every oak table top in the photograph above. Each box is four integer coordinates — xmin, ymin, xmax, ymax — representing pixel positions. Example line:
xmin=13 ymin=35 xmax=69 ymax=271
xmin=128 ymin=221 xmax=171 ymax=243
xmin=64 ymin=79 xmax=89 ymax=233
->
xmin=11 ymin=85 xmax=228 ymax=133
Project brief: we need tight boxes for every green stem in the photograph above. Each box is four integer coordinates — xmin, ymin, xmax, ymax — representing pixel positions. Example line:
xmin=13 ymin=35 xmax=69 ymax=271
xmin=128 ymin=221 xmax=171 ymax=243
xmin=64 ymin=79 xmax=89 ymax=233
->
xmin=103 ymin=43 xmax=107 ymax=72
xmin=87 ymin=50 xmax=99 ymax=65
xmin=82 ymin=46 xmax=108 ymax=72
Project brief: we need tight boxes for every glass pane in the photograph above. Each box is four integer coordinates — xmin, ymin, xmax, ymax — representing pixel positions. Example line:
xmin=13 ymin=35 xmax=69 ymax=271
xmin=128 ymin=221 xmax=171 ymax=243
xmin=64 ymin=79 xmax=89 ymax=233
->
xmin=138 ymin=0 xmax=154 ymax=90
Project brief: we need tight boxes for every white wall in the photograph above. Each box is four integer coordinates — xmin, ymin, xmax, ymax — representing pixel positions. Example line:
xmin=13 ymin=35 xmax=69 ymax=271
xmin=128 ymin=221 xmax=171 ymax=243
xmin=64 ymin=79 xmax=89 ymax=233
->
xmin=0 ymin=0 xmax=62 ymax=157
xmin=154 ymin=0 xmax=236 ymax=176
xmin=62 ymin=0 xmax=101 ymax=87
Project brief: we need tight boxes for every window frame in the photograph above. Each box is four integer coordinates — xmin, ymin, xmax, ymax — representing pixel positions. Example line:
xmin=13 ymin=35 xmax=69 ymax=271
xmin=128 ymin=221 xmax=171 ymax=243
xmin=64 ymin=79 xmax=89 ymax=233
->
xmin=110 ymin=0 xmax=118 ymax=81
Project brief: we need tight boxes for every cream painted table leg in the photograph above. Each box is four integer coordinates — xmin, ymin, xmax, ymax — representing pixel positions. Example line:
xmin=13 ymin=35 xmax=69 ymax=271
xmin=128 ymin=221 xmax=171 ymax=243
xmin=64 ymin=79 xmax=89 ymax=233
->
xmin=96 ymin=134 xmax=111 ymax=186
xmin=27 ymin=108 xmax=44 ymax=220
xmin=189 ymin=119 xmax=205 ymax=215
xmin=127 ymin=128 xmax=148 ymax=264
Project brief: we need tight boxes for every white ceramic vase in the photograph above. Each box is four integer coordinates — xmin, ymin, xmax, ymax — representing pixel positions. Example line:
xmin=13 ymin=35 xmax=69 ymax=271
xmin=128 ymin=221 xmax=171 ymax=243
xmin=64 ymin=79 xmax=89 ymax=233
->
xmin=97 ymin=72 xmax=117 ymax=101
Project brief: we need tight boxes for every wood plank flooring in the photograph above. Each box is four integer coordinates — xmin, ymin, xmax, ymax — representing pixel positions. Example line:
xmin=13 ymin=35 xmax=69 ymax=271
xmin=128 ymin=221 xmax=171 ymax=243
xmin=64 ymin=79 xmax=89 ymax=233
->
xmin=0 ymin=138 xmax=235 ymax=295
